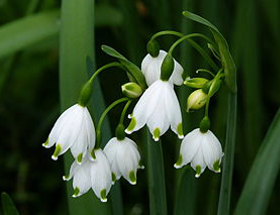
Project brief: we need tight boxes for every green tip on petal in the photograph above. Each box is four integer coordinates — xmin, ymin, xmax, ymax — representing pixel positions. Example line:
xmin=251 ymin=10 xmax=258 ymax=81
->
xmin=42 ymin=138 xmax=49 ymax=147
xmin=77 ymin=153 xmax=83 ymax=164
xmin=138 ymin=160 xmax=145 ymax=169
xmin=90 ymin=149 xmax=96 ymax=160
xmin=129 ymin=171 xmax=137 ymax=185
xmin=62 ymin=174 xmax=70 ymax=181
xmin=177 ymin=123 xmax=184 ymax=138
xmin=213 ymin=160 xmax=221 ymax=173
xmin=195 ymin=165 xmax=201 ymax=178
xmin=112 ymin=172 xmax=117 ymax=183
xmin=174 ymin=154 xmax=183 ymax=169
xmin=100 ymin=189 xmax=107 ymax=202
xmin=153 ymin=128 xmax=160 ymax=141
xmin=126 ymin=117 xmax=136 ymax=133
xmin=72 ymin=187 xmax=80 ymax=198
xmin=51 ymin=144 xmax=62 ymax=160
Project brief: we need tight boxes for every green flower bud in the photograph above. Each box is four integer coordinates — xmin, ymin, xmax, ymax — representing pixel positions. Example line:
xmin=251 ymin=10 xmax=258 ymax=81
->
xmin=78 ymin=81 xmax=93 ymax=107
xmin=121 ymin=82 xmax=143 ymax=99
xmin=199 ymin=116 xmax=210 ymax=133
xmin=115 ymin=124 xmax=126 ymax=140
xmin=147 ymin=40 xmax=160 ymax=57
xmin=186 ymin=89 xmax=208 ymax=112
xmin=160 ymin=54 xmax=174 ymax=81
xmin=184 ymin=77 xmax=209 ymax=88
xmin=208 ymin=78 xmax=222 ymax=97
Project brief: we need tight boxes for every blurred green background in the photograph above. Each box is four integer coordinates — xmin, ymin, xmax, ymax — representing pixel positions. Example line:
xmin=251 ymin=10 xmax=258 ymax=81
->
xmin=0 ymin=0 xmax=279 ymax=214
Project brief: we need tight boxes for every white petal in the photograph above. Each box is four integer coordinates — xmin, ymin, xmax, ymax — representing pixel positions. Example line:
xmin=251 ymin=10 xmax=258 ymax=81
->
xmin=202 ymin=130 xmax=223 ymax=172
xmin=63 ymin=159 xmax=80 ymax=181
xmin=72 ymin=160 xmax=92 ymax=197
xmin=164 ymin=83 xmax=183 ymax=138
xmin=176 ymin=129 xmax=201 ymax=168
xmin=125 ymin=81 xmax=162 ymax=134
xmin=90 ymin=149 xmax=112 ymax=202
xmin=169 ymin=60 xmax=184 ymax=86
xmin=191 ymin=144 xmax=207 ymax=178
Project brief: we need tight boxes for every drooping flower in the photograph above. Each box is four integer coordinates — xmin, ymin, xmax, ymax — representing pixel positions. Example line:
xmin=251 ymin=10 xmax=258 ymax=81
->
xmin=42 ymin=104 xmax=95 ymax=164
xmin=104 ymin=137 xmax=143 ymax=185
xmin=125 ymin=80 xmax=184 ymax=141
xmin=174 ymin=128 xmax=223 ymax=177
xmin=141 ymin=50 xmax=184 ymax=86
xmin=63 ymin=149 xmax=112 ymax=202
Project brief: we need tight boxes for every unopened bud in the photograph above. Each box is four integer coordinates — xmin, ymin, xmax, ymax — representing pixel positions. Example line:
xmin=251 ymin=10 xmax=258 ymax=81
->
xmin=184 ymin=77 xmax=209 ymax=88
xmin=199 ymin=116 xmax=210 ymax=133
xmin=147 ymin=40 xmax=160 ymax=57
xmin=160 ymin=54 xmax=174 ymax=81
xmin=121 ymin=82 xmax=142 ymax=99
xmin=186 ymin=89 xmax=208 ymax=112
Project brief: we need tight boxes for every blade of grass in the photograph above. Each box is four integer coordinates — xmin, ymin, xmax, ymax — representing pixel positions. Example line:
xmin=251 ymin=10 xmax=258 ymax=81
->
xmin=0 ymin=10 xmax=59 ymax=59
xmin=59 ymin=0 xmax=122 ymax=214
xmin=1 ymin=192 xmax=19 ymax=215
xmin=234 ymin=107 xmax=280 ymax=215
xmin=217 ymin=92 xmax=237 ymax=215
xmin=147 ymin=131 xmax=168 ymax=215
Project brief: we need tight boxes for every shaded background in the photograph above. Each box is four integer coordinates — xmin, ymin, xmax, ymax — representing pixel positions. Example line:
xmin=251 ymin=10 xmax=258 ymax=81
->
xmin=0 ymin=0 xmax=279 ymax=214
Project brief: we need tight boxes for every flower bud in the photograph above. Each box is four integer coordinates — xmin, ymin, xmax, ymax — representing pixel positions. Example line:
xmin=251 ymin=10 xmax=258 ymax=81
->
xmin=121 ymin=82 xmax=142 ymax=99
xmin=78 ymin=81 xmax=93 ymax=107
xmin=186 ymin=89 xmax=208 ymax=112
xmin=160 ymin=54 xmax=174 ymax=81
xmin=199 ymin=116 xmax=210 ymax=133
xmin=147 ymin=40 xmax=160 ymax=57
xmin=208 ymin=78 xmax=222 ymax=97
xmin=184 ymin=77 xmax=209 ymax=88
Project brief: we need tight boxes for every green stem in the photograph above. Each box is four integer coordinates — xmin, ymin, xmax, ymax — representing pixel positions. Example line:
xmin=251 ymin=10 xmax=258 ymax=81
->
xmin=119 ymin=100 xmax=132 ymax=125
xmin=89 ymin=62 xmax=123 ymax=84
xmin=217 ymin=92 xmax=237 ymax=215
xmin=95 ymin=97 xmax=129 ymax=148
xmin=196 ymin=69 xmax=215 ymax=77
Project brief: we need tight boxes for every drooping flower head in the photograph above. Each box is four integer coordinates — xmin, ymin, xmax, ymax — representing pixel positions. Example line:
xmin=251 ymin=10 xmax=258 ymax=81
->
xmin=42 ymin=104 xmax=95 ymax=164
xmin=141 ymin=50 xmax=184 ymax=86
xmin=125 ymin=80 xmax=183 ymax=141
xmin=63 ymin=149 xmax=112 ymax=202
xmin=104 ymin=137 xmax=143 ymax=185
xmin=174 ymin=128 xmax=223 ymax=177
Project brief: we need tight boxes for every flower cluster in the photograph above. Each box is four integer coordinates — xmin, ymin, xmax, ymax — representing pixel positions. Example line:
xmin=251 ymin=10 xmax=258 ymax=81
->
xmin=43 ymin=30 xmax=226 ymax=201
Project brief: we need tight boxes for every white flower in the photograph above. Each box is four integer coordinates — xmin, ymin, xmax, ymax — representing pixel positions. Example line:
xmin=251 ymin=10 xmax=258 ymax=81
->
xmin=141 ymin=50 xmax=184 ymax=86
xmin=104 ymin=137 xmax=143 ymax=185
xmin=174 ymin=128 xmax=223 ymax=178
xmin=63 ymin=149 xmax=112 ymax=202
xmin=42 ymin=104 xmax=95 ymax=164
xmin=125 ymin=80 xmax=184 ymax=141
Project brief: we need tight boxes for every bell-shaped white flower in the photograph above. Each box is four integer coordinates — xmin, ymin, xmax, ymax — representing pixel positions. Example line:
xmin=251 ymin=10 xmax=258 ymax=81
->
xmin=174 ymin=128 xmax=223 ymax=178
xmin=141 ymin=50 xmax=184 ymax=86
xmin=42 ymin=104 xmax=95 ymax=164
xmin=104 ymin=137 xmax=143 ymax=185
xmin=125 ymin=80 xmax=184 ymax=141
xmin=63 ymin=149 xmax=112 ymax=202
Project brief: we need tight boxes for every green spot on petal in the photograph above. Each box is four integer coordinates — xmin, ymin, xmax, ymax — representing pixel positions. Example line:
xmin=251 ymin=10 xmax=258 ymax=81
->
xmin=175 ymin=154 xmax=183 ymax=168
xmin=177 ymin=123 xmax=184 ymax=137
xmin=213 ymin=160 xmax=220 ymax=172
xmin=43 ymin=138 xmax=49 ymax=146
xmin=52 ymin=144 xmax=62 ymax=159
xmin=195 ymin=165 xmax=201 ymax=178
xmin=73 ymin=187 xmax=80 ymax=197
xmin=138 ymin=160 xmax=145 ymax=169
xmin=91 ymin=149 xmax=96 ymax=160
xmin=129 ymin=171 xmax=137 ymax=184
xmin=77 ymin=153 xmax=83 ymax=163
xmin=153 ymin=128 xmax=160 ymax=141
xmin=100 ymin=189 xmax=107 ymax=202
xmin=127 ymin=117 xmax=136 ymax=131
xmin=112 ymin=172 xmax=117 ymax=182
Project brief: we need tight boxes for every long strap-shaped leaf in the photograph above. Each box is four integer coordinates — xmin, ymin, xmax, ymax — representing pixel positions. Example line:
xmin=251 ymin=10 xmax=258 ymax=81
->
xmin=59 ymin=0 xmax=122 ymax=214
xmin=147 ymin=131 xmax=168 ymax=215
xmin=234 ymin=107 xmax=280 ymax=215
xmin=1 ymin=192 xmax=19 ymax=215
xmin=0 ymin=10 xmax=59 ymax=59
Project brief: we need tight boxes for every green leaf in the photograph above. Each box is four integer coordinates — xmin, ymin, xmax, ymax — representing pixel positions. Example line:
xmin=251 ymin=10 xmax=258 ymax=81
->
xmin=59 ymin=0 xmax=122 ymax=214
xmin=183 ymin=11 xmax=236 ymax=93
xmin=1 ymin=192 xmax=19 ymax=215
xmin=147 ymin=131 xmax=168 ymax=215
xmin=101 ymin=45 xmax=147 ymax=90
xmin=217 ymin=93 xmax=237 ymax=215
xmin=234 ymin=107 xmax=280 ymax=215
xmin=0 ymin=10 xmax=59 ymax=59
